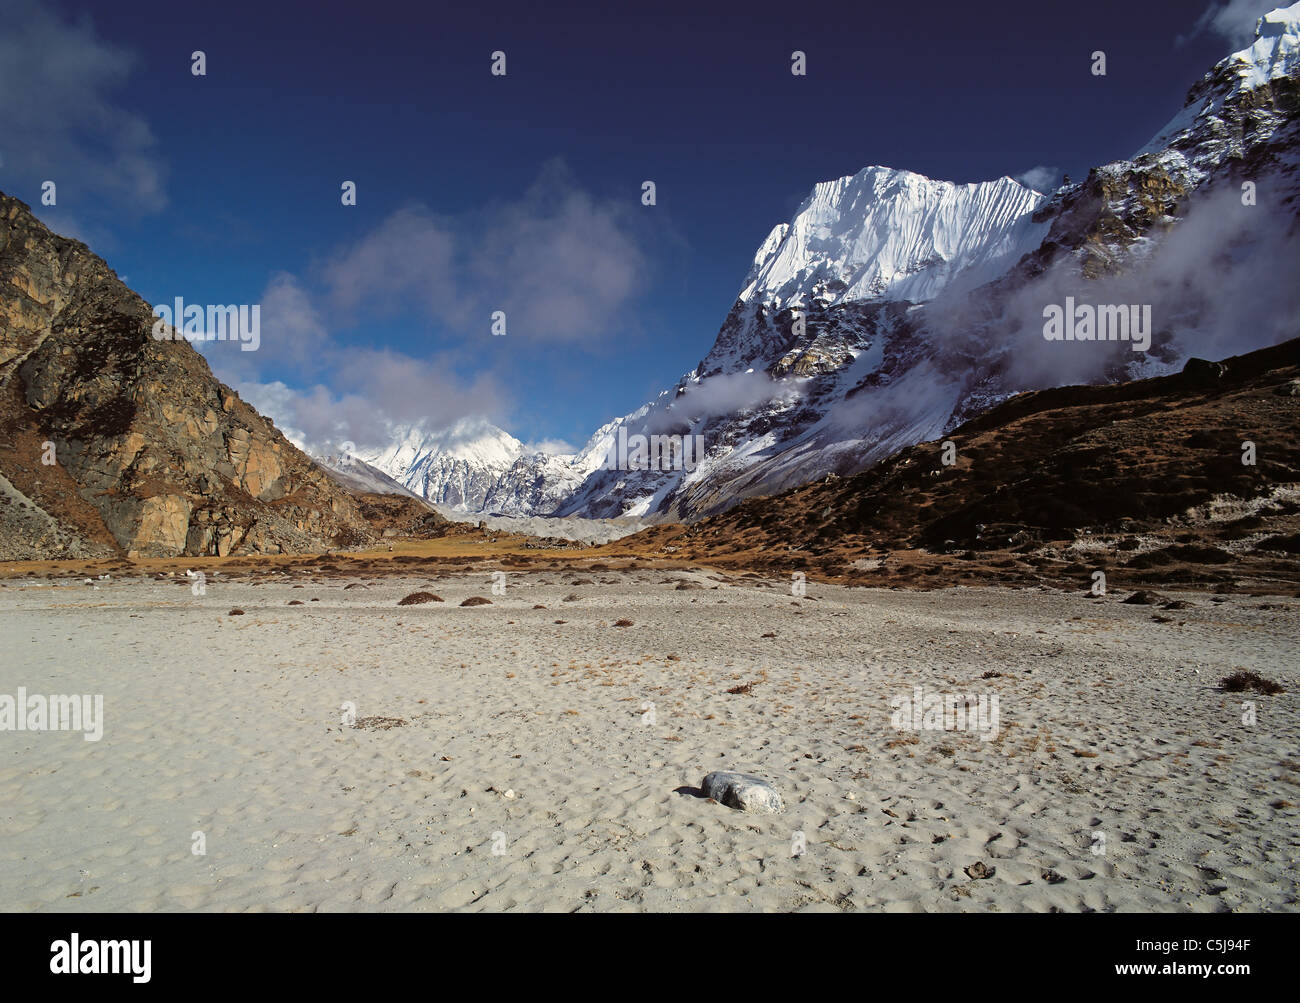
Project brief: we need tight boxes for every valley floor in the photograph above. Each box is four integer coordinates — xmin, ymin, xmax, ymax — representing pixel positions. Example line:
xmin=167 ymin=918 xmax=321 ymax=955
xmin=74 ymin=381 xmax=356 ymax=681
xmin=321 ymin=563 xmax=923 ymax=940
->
xmin=1 ymin=569 xmax=1297 ymax=912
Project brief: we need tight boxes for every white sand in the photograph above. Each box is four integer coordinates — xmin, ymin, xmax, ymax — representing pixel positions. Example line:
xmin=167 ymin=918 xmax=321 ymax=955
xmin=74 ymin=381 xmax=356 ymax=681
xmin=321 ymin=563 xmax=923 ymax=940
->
xmin=1 ymin=571 xmax=1297 ymax=912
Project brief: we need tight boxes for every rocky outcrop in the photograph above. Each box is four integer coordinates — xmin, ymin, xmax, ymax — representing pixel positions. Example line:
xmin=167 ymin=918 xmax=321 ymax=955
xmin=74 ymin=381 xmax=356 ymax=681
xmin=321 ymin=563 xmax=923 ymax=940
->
xmin=0 ymin=192 xmax=378 ymax=559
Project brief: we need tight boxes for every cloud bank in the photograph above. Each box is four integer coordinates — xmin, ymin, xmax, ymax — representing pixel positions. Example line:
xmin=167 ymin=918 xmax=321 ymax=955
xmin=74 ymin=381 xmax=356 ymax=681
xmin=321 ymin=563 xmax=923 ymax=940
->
xmin=212 ymin=160 xmax=649 ymax=452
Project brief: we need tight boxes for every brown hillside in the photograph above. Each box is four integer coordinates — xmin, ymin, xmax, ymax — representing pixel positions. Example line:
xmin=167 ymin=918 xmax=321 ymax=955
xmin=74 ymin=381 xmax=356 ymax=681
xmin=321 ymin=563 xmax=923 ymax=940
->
xmin=614 ymin=339 xmax=1300 ymax=595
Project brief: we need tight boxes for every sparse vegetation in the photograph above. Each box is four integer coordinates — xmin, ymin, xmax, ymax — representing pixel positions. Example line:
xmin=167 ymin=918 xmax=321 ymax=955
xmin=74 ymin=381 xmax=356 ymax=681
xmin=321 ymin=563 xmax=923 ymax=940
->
xmin=1220 ymin=670 xmax=1285 ymax=694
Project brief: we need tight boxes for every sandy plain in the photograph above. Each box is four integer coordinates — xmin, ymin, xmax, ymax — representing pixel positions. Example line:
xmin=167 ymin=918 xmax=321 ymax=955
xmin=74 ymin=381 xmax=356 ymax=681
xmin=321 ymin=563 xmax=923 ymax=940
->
xmin=1 ymin=565 xmax=1297 ymax=912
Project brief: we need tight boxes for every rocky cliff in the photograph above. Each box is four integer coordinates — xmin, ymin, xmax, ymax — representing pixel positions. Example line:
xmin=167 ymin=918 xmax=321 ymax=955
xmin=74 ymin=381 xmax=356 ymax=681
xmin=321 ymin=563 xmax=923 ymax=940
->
xmin=0 ymin=192 xmax=378 ymax=560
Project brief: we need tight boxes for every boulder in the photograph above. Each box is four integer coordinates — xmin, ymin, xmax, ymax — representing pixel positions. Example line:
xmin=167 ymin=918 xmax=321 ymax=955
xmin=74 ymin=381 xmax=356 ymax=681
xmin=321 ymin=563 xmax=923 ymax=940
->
xmin=701 ymin=771 xmax=784 ymax=813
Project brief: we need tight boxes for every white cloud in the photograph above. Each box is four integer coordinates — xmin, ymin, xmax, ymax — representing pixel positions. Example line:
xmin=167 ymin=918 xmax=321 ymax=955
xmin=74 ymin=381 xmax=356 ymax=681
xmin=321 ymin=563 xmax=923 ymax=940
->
xmin=194 ymin=271 xmax=329 ymax=386
xmin=310 ymin=159 xmax=646 ymax=343
xmin=237 ymin=355 xmax=505 ymax=455
xmin=208 ymin=265 xmax=507 ymax=451
xmin=922 ymin=178 xmax=1300 ymax=393
xmin=215 ymin=270 xmax=510 ymax=452
xmin=0 ymin=0 xmax=165 ymax=212
xmin=322 ymin=207 xmax=457 ymax=318
xmin=525 ymin=438 xmax=579 ymax=456
xmin=465 ymin=160 xmax=647 ymax=342
xmin=1179 ymin=0 xmax=1275 ymax=48
xmin=1014 ymin=166 xmax=1062 ymax=193
xmin=648 ymin=370 xmax=793 ymax=433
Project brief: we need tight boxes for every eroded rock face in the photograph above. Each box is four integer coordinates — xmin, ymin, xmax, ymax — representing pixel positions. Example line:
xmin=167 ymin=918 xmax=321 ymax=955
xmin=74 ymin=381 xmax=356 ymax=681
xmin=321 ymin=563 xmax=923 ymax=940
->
xmin=109 ymin=494 xmax=193 ymax=557
xmin=0 ymin=192 xmax=378 ymax=558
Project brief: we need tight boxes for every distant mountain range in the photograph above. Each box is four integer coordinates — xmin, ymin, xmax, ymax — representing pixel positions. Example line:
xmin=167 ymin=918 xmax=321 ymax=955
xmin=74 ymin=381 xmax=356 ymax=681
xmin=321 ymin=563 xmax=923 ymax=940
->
xmin=341 ymin=3 xmax=1299 ymax=520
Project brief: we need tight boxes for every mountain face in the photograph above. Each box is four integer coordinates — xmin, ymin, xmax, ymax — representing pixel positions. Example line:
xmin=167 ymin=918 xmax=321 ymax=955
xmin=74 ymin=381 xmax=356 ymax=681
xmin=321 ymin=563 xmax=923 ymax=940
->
xmin=1031 ymin=3 xmax=1299 ymax=284
xmin=0 ymin=194 xmax=378 ymax=560
xmin=479 ymin=438 xmax=605 ymax=516
xmin=734 ymin=169 xmax=1049 ymax=328
xmin=553 ymin=170 xmax=1052 ymax=519
xmin=364 ymin=172 xmax=1052 ymax=517
xmin=383 ymin=4 xmax=1297 ymax=522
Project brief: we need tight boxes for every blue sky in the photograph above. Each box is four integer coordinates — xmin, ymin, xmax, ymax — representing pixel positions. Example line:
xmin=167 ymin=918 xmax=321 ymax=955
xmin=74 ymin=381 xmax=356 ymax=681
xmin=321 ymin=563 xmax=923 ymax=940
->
xmin=0 ymin=0 xmax=1272 ymax=453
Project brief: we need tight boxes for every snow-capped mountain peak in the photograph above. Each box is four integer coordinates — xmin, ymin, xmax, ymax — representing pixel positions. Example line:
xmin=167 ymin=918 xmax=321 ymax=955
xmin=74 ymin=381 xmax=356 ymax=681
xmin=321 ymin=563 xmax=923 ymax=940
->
xmin=382 ymin=417 xmax=523 ymax=467
xmin=738 ymin=165 xmax=1048 ymax=310
xmin=1228 ymin=2 xmax=1300 ymax=93
xmin=1136 ymin=1 xmax=1300 ymax=160
xmin=353 ymin=418 xmax=526 ymax=511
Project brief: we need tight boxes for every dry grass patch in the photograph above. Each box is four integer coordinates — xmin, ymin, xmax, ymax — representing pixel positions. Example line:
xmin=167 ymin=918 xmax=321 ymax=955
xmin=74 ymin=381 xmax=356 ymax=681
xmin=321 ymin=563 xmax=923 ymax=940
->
xmin=397 ymin=592 xmax=443 ymax=606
